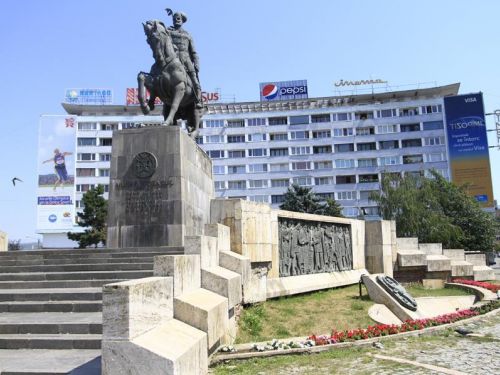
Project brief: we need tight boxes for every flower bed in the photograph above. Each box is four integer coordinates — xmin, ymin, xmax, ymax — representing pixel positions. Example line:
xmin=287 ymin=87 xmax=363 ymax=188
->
xmin=452 ymin=279 xmax=500 ymax=293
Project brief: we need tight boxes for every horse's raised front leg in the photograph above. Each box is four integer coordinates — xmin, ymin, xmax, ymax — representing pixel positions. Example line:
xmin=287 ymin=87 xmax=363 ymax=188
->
xmin=164 ymin=83 xmax=185 ymax=126
xmin=137 ymin=72 xmax=150 ymax=115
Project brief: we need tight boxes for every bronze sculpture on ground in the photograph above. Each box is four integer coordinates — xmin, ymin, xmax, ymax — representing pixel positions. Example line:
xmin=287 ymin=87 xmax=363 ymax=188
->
xmin=137 ymin=10 xmax=202 ymax=137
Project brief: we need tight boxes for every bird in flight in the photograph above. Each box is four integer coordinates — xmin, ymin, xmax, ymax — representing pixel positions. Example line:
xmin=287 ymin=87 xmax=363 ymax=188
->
xmin=12 ymin=177 xmax=23 ymax=186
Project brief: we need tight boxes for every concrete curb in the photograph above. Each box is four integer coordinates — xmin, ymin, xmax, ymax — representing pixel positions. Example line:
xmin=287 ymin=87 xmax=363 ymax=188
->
xmin=211 ymin=306 xmax=500 ymax=365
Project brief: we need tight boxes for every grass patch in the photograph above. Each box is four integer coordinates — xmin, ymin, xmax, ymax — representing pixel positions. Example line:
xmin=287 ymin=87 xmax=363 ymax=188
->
xmin=403 ymin=283 xmax=473 ymax=298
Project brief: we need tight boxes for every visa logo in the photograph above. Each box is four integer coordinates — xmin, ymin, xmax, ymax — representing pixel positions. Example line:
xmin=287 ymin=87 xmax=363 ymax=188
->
xmin=465 ymin=97 xmax=477 ymax=103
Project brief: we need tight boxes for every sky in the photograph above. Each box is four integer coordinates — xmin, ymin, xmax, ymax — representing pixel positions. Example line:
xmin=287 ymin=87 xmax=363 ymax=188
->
xmin=1 ymin=0 xmax=500 ymax=242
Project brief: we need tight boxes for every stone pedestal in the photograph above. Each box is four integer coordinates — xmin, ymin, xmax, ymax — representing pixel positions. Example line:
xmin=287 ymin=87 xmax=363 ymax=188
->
xmin=107 ymin=126 xmax=214 ymax=248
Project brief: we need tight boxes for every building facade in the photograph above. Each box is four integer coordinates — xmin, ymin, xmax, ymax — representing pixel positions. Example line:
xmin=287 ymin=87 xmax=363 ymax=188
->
xmin=38 ymin=82 xmax=493 ymax=246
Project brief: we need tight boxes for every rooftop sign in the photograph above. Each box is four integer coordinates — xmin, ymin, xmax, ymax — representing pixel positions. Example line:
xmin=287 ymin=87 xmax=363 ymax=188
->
xmin=334 ymin=79 xmax=387 ymax=87
xmin=64 ymin=89 xmax=113 ymax=105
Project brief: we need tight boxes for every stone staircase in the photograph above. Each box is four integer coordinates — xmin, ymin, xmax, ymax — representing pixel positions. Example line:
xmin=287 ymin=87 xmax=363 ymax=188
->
xmin=0 ymin=246 xmax=182 ymax=375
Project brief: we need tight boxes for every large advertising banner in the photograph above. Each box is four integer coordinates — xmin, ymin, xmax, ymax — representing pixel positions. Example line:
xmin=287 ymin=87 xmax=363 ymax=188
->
xmin=37 ymin=116 xmax=77 ymax=231
xmin=259 ymin=80 xmax=308 ymax=101
xmin=444 ymin=93 xmax=494 ymax=208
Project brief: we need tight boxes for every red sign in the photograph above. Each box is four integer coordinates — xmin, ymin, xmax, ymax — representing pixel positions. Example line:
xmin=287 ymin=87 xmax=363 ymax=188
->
xmin=126 ymin=88 xmax=220 ymax=105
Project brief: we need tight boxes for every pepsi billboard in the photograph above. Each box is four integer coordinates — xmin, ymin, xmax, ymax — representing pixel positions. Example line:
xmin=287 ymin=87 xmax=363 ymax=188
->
xmin=444 ymin=93 xmax=494 ymax=208
xmin=259 ymin=80 xmax=308 ymax=101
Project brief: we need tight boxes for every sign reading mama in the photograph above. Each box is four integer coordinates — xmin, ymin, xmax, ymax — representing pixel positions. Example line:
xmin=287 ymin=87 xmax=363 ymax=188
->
xmin=444 ymin=93 xmax=494 ymax=208
xmin=334 ymin=79 xmax=387 ymax=87
xmin=259 ymin=80 xmax=308 ymax=101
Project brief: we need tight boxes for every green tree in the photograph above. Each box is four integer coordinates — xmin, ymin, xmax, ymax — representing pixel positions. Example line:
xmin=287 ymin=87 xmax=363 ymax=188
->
xmin=67 ymin=185 xmax=108 ymax=248
xmin=280 ymin=184 xmax=344 ymax=217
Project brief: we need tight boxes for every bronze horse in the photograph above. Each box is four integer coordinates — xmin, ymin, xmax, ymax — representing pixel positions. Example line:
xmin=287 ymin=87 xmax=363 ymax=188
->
xmin=138 ymin=20 xmax=201 ymax=136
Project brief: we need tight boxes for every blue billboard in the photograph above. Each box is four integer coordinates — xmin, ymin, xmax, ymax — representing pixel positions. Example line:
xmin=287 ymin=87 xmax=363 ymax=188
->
xmin=259 ymin=80 xmax=308 ymax=101
xmin=443 ymin=93 xmax=494 ymax=208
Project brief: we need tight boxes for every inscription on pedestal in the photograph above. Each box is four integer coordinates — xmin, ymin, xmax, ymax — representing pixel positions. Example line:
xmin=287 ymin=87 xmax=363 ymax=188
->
xmin=115 ymin=180 xmax=173 ymax=215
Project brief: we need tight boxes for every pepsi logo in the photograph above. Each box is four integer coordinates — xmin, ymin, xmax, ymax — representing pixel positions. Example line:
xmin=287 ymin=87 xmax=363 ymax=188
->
xmin=262 ymin=84 xmax=278 ymax=100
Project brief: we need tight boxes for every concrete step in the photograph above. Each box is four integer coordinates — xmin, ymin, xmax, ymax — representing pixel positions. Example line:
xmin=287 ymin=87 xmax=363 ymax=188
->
xmin=0 ymin=300 xmax=102 ymax=313
xmin=0 ymin=349 xmax=101 ymax=374
xmin=0 ymin=279 xmax=126 ymax=290
xmin=473 ymin=265 xmax=495 ymax=281
xmin=0 ymin=262 xmax=154 ymax=274
xmin=0 ymin=270 xmax=153 ymax=282
xmin=0 ymin=312 xmax=101 ymax=334
xmin=396 ymin=237 xmax=419 ymax=251
xmin=0 ymin=334 xmax=101 ymax=350
xmin=0 ymin=256 xmax=157 ymax=267
xmin=0 ymin=288 xmax=102 ymax=302
xmin=397 ymin=250 xmax=426 ymax=267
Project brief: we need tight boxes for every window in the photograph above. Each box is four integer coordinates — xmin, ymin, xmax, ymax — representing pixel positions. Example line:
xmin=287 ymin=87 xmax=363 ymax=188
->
xmin=377 ymin=109 xmax=396 ymax=118
xmin=270 ymin=133 xmax=288 ymax=141
xmin=423 ymin=121 xmax=444 ymax=130
xmin=102 ymin=184 xmax=109 ymax=193
xmin=78 ymin=137 xmax=96 ymax=146
xmin=359 ymin=174 xmax=379 ymax=183
xmin=399 ymin=107 xmax=419 ymax=117
xmin=248 ymin=118 xmax=266 ymax=126
xmin=76 ymin=184 xmax=92 ymax=192
xmin=195 ymin=136 xmax=203 ymax=145
xmin=315 ymin=161 xmax=332 ymax=170
xmin=342 ymin=207 xmax=358 ymax=217
xmin=355 ymin=111 xmax=374 ymax=120
xmin=75 ymin=200 xmax=84 ymax=209
xmin=248 ymin=180 xmax=268 ymax=189
xmin=99 ymin=168 xmax=110 ymax=177
xmin=248 ymin=164 xmax=268 ymax=173
xmin=78 ymin=122 xmax=97 ymax=131
xmin=227 ymin=135 xmax=245 ymax=143
xmin=336 ymin=175 xmax=356 ymax=184
xmin=268 ymin=117 xmax=288 ymax=126
xmin=406 ymin=171 xmax=424 ymax=178
xmin=228 ymin=150 xmax=245 ymax=158
xmin=247 ymin=133 xmax=266 ymax=142
xmin=271 ymin=195 xmax=285 ymax=204
xmin=313 ymin=130 xmax=331 ymax=139
xmin=270 ymin=147 xmax=288 ymax=157
xmin=362 ymin=207 xmax=379 ymax=216
xmin=311 ymin=114 xmax=331 ymax=123
xmin=400 ymin=123 xmax=420 ymax=132
xmin=317 ymin=192 xmax=336 ymax=200
xmin=291 ymin=161 xmax=311 ymax=170
xmin=100 ymin=153 xmax=111 ymax=162
xmin=335 ymin=143 xmax=355 ymax=153
xmin=424 ymin=136 xmax=445 ymax=146
xmin=205 ymin=135 xmax=224 ymax=143
xmin=379 ymin=156 xmax=399 ymax=166
xmin=205 ymin=119 xmax=224 ymax=128
xmin=333 ymin=128 xmax=354 ymax=137
xmin=379 ymin=140 xmax=399 ymax=150
xmin=356 ymin=142 xmax=376 ymax=151
xmin=213 ymin=165 xmax=225 ymax=174
xmin=337 ymin=191 xmax=356 ymax=200
xmin=76 ymin=168 xmax=95 ymax=177
xmin=248 ymin=148 xmax=267 ymax=157
xmin=402 ymin=139 xmax=422 ymax=148
xmin=270 ymin=163 xmax=289 ymax=172
xmin=333 ymin=112 xmax=352 ymax=121
xmin=290 ymin=131 xmax=309 ymax=140
xmin=313 ymin=145 xmax=332 ymax=154
xmin=214 ymin=181 xmax=226 ymax=191
xmin=358 ymin=158 xmax=377 ymax=167
xmin=100 ymin=138 xmax=112 ymax=146
xmin=377 ymin=124 xmax=397 ymax=134
xmin=315 ymin=176 xmax=333 ymax=185
xmin=428 ymin=153 xmax=445 ymax=162
xmin=359 ymin=191 xmax=376 ymax=201
xmin=122 ymin=122 xmax=139 ymax=129
xmin=335 ymin=159 xmax=355 ymax=169
xmin=290 ymin=146 xmax=310 ymax=155
xmin=293 ymin=176 xmax=312 ymax=186
xmin=249 ymin=195 xmax=269 ymax=203
xmin=403 ymin=154 xmax=424 ymax=164
xmin=271 ymin=179 xmax=289 ymax=187
xmin=208 ymin=150 xmax=224 ymax=159
xmin=227 ymin=119 xmax=245 ymax=128
xmin=228 ymin=165 xmax=245 ymax=174
xmin=77 ymin=153 xmax=96 ymax=161
xmin=101 ymin=123 xmax=118 ymax=131
xmin=356 ymin=127 xmax=375 ymax=136
xmin=421 ymin=104 xmax=442 ymax=114
xmin=289 ymin=115 xmax=309 ymax=125
xmin=228 ymin=180 xmax=246 ymax=190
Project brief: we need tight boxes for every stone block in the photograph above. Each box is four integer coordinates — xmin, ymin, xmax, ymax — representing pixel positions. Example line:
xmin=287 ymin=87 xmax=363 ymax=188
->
xmin=219 ymin=251 xmax=257 ymax=304
xmin=364 ymin=220 xmax=393 ymax=276
xmin=201 ymin=266 xmax=242 ymax=308
xmin=102 ymin=277 xmax=174 ymax=341
xmin=102 ymin=318 xmax=207 ymax=375
xmin=443 ymin=249 xmax=465 ymax=261
xmin=426 ymin=255 xmax=451 ymax=272
xmin=473 ymin=266 xmax=495 ymax=281
xmin=154 ymin=255 xmax=201 ymax=297
xmin=465 ymin=253 xmax=487 ymax=266
xmin=185 ymin=235 xmax=218 ymax=269
xmin=422 ymin=279 xmax=445 ymax=289
xmin=419 ymin=243 xmax=443 ymax=255
xmin=221 ymin=313 xmax=238 ymax=346
xmin=247 ymin=262 xmax=270 ymax=303
xmin=450 ymin=260 xmax=474 ymax=277
xmin=205 ymin=223 xmax=231 ymax=253
xmin=397 ymin=250 xmax=426 ymax=267
xmin=396 ymin=237 xmax=419 ymax=251
xmin=174 ymin=288 xmax=228 ymax=350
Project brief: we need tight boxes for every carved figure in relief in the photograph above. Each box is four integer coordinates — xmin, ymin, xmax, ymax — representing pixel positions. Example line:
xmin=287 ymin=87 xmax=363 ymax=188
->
xmin=312 ymin=223 xmax=324 ymax=271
